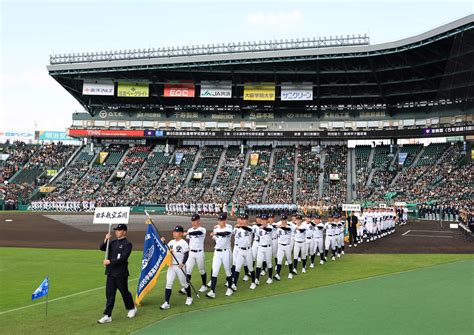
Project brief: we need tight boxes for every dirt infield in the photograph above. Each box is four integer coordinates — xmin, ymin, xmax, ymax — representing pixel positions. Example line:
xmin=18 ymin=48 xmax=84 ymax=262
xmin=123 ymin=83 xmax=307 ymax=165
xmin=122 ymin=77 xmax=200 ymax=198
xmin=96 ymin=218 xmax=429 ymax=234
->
xmin=1 ymin=212 xmax=473 ymax=253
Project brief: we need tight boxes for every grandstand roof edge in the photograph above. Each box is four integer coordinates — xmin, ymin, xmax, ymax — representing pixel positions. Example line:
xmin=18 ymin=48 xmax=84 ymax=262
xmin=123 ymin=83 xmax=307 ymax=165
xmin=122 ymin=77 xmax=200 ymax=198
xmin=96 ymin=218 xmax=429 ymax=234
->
xmin=47 ymin=14 xmax=473 ymax=73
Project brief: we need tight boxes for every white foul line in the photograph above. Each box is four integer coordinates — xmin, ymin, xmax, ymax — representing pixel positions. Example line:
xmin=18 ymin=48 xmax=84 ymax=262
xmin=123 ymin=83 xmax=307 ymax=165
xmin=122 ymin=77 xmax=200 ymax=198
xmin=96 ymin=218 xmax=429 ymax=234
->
xmin=402 ymin=230 xmax=411 ymax=236
xmin=0 ymin=258 xmax=212 ymax=316
xmin=403 ymin=234 xmax=453 ymax=238
xmin=409 ymin=230 xmax=453 ymax=233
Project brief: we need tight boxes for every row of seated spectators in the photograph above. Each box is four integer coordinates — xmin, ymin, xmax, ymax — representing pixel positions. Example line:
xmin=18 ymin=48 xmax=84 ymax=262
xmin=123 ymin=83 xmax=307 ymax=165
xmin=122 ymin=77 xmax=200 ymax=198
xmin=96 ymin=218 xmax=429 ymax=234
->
xmin=322 ymin=145 xmax=347 ymax=205
xmin=265 ymin=146 xmax=295 ymax=204
xmin=296 ymin=145 xmax=322 ymax=205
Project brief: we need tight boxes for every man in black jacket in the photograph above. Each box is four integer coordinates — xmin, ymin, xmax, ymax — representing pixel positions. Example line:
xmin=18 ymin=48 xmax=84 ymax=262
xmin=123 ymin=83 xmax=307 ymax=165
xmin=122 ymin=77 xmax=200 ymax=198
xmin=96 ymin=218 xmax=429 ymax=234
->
xmin=348 ymin=212 xmax=358 ymax=247
xmin=97 ymin=224 xmax=136 ymax=324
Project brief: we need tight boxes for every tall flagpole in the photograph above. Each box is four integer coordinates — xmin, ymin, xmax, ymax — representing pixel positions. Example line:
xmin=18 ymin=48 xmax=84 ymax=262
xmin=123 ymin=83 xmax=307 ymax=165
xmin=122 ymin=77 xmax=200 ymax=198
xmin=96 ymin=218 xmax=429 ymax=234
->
xmin=104 ymin=223 xmax=112 ymax=261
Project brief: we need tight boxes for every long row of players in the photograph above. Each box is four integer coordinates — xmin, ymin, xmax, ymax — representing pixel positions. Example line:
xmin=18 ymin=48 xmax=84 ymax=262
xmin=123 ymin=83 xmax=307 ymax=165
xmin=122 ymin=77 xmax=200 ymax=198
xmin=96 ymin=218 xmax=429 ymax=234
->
xmin=160 ymin=207 xmax=402 ymax=309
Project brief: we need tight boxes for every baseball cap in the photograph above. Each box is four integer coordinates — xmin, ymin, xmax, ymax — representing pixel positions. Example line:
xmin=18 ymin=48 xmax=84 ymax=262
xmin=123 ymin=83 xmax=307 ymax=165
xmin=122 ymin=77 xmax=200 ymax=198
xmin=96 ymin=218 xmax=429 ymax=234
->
xmin=113 ymin=224 xmax=128 ymax=231
xmin=191 ymin=213 xmax=200 ymax=221
xmin=218 ymin=213 xmax=227 ymax=220
xmin=295 ymin=214 xmax=303 ymax=220
xmin=173 ymin=225 xmax=184 ymax=232
xmin=269 ymin=213 xmax=275 ymax=218
xmin=260 ymin=213 xmax=269 ymax=220
xmin=239 ymin=213 xmax=249 ymax=219
xmin=280 ymin=214 xmax=288 ymax=220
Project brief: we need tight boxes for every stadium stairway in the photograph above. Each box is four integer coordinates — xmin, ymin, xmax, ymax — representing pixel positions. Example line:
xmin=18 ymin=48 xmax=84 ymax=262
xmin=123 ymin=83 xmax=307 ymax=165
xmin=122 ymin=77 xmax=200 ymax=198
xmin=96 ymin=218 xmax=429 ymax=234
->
xmin=10 ymin=167 xmax=43 ymax=185
xmin=236 ymin=149 xmax=251 ymax=191
xmin=367 ymin=146 xmax=375 ymax=169
xmin=184 ymin=147 xmax=203 ymax=184
xmin=292 ymin=146 xmax=299 ymax=204
xmin=318 ymin=151 xmax=325 ymax=197
xmin=210 ymin=147 xmax=227 ymax=186
xmin=261 ymin=146 xmax=277 ymax=203
xmin=49 ymin=145 xmax=84 ymax=184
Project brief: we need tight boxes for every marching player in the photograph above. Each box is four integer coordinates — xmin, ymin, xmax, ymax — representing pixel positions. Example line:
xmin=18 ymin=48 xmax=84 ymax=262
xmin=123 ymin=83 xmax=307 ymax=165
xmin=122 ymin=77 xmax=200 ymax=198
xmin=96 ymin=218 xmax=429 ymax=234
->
xmin=255 ymin=213 xmax=274 ymax=284
xmin=206 ymin=213 xmax=234 ymax=298
xmin=182 ymin=214 xmax=208 ymax=293
xmin=324 ymin=215 xmax=338 ymax=261
xmin=313 ymin=216 xmax=325 ymax=265
xmin=269 ymin=214 xmax=279 ymax=267
xmin=305 ymin=214 xmax=317 ymax=268
xmin=160 ymin=225 xmax=193 ymax=310
xmin=336 ymin=215 xmax=345 ymax=257
xmin=275 ymin=214 xmax=294 ymax=280
xmin=232 ymin=214 xmax=257 ymax=290
xmin=292 ymin=214 xmax=309 ymax=273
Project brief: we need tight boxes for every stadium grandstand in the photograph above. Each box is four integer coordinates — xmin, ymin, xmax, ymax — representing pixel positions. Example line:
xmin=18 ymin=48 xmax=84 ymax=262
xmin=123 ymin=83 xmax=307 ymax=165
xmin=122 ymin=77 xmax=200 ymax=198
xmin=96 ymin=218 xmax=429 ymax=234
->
xmin=1 ymin=15 xmax=473 ymax=226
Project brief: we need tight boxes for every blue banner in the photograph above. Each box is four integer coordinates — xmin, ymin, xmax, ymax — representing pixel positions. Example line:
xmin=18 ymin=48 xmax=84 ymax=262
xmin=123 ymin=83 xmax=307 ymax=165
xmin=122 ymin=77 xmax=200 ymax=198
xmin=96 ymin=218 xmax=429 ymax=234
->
xmin=32 ymin=277 xmax=49 ymax=300
xmin=135 ymin=224 xmax=171 ymax=306
xmin=398 ymin=152 xmax=408 ymax=165
xmin=175 ymin=152 xmax=184 ymax=165
xmin=37 ymin=131 xmax=77 ymax=142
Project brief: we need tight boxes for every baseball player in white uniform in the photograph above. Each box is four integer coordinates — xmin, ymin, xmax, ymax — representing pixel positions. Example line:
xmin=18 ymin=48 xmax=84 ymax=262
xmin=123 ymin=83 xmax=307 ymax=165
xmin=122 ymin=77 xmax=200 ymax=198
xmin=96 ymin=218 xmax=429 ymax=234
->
xmin=160 ymin=225 xmax=193 ymax=310
xmin=255 ymin=213 xmax=274 ymax=284
xmin=182 ymin=214 xmax=208 ymax=293
xmin=324 ymin=216 xmax=338 ymax=261
xmin=206 ymin=213 xmax=234 ymax=298
xmin=232 ymin=214 xmax=257 ymax=290
xmin=305 ymin=214 xmax=317 ymax=268
xmin=275 ymin=214 xmax=294 ymax=280
xmin=313 ymin=216 xmax=325 ymax=265
xmin=292 ymin=214 xmax=309 ymax=273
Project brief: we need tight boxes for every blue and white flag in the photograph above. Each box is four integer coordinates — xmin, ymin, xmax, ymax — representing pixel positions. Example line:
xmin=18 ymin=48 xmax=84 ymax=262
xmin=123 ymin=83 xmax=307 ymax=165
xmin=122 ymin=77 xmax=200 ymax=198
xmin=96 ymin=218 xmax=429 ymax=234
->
xmin=135 ymin=224 xmax=171 ymax=306
xmin=32 ymin=277 xmax=49 ymax=300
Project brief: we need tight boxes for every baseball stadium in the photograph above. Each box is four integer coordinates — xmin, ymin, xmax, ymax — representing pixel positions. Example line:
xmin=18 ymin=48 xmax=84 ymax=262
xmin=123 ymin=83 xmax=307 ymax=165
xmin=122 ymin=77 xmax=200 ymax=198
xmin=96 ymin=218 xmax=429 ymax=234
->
xmin=1 ymin=9 xmax=473 ymax=335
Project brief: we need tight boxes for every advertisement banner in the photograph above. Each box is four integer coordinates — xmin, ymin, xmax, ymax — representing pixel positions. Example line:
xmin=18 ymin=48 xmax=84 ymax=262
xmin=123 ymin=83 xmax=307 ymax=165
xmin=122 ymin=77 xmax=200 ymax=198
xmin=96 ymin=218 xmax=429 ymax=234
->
xmin=164 ymin=81 xmax=195 ymax=98
xmin=281 ymin=82 xmax=313 ymax=101
xmin=82 ymin=81 xmax=115 ymax=96
xmin=68 ymin=129 xmax=145 ymax=137
xmin=200 ymin=81 xmax=232 ymax=98
xmin=117 ymin=83 xmax=149 ymax=98
xmin=250 ymin=153 xmax=259 ymax=166
xmin=37 ymin=131 xmax=76 ymax=142
xmin=243 ymin=83 xmax=275 ymax=101
xmin=0 ymin=131 xmax=35 ymax=141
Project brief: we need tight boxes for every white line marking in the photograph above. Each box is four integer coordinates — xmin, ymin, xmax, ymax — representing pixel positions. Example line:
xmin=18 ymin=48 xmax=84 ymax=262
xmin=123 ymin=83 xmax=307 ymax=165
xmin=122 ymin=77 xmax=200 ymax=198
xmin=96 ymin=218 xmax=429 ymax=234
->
xmin=409 ymin=230 xmax=453 ymax=233
xmin=402 ymin=230 xmax=411 ymax=236
xmin=403 ymin=234 xmax=453 ymax=238
xmin=0 ymin=258 xmax=212 ymax=315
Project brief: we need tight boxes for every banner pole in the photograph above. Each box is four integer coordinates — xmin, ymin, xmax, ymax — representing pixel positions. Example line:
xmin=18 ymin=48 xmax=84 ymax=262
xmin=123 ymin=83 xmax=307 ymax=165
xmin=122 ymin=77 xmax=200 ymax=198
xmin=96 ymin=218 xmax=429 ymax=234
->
xmin=144 ymin=210 xmax=200 ymax=298
xmin=104 ymin=223 xmax=112 ymax=261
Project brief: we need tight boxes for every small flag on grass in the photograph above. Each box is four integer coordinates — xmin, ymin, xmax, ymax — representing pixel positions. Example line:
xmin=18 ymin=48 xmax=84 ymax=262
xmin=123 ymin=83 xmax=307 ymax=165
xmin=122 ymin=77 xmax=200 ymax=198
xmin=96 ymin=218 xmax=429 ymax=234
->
xmin=32 ymin=277 xmax=49 ymax=300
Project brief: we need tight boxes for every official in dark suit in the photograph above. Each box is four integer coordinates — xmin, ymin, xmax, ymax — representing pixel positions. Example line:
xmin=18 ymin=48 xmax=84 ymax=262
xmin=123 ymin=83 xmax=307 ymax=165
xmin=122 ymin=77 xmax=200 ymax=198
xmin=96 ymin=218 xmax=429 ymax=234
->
xmin=97 ymin=224 xmax=136 ymax=324
xmin=348 ymin=212 xmax=358 ymax=247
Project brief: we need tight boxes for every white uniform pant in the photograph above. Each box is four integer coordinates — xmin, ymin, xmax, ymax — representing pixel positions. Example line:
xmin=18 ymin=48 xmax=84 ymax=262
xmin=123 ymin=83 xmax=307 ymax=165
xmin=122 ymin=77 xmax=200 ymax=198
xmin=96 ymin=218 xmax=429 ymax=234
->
xmin=232 ymin=246 xmax=239 ymax=266
xmin=166 ymin=265 xmax=189 ymax=289
xmin=305 ymin=238 xmax=315 ymax=255
xmin=339 ymin=233 xmax=344 ymax=247
xmin=276 ymin=244 xmax=292 ymax=265
xmin=186 ymin=250 xmax=206 ymax=275
xmin=212 ymin=249 xmax=232 ymax=277
xmin=313 ymin=237 xmax=324 ymax=254
xmin=272 ymin=239 xmax=278 ymax=258
xmin=293 ymin=241 xmax=307 ymax=259
xmin=234 ymin=247 xmax=254 ymax=272
xmin=366 ymin=222 xmax=375 ymax=234
xmin=256 ymin=245 xmax=273 ymax=268
xmin=252 ymin=241 xmax=259 ymax=260
xmin=325 ymin=236 xmax=337 ymax=250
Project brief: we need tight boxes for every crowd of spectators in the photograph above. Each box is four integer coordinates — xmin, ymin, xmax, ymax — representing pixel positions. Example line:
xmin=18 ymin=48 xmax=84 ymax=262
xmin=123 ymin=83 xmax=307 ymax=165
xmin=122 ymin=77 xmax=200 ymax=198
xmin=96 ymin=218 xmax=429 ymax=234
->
xmin=296 ymin=145 xmax=322 ymax=205
xmin=265 ymin=146 xmax=295 ymax=204
xmin=322 ymin=145 xmax=347 ymax=205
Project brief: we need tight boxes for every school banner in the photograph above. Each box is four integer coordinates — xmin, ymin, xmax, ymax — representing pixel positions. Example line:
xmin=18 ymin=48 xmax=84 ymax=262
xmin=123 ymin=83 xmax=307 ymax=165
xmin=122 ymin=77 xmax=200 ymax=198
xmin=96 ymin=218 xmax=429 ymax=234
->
xmin=135 ymin=224 xmax=171 ymax=305
xmin=39 ymin=186 xmax=56 ymax=193
xmin=46 ymin=170 xmax=58 ymax=177
xmin=250 ymin=153 xmax=259 ymax=166
xmin=117 ymin=83 xmax=149 ymax=98
xmin=243 ymin=83 xmax=275 ymax=101
xmin=164 ymin=81 xmax=195 ymax=98
xmin=200 ymin=81 xmax=232 ymax=98
xmin=98 ymin=152 xmax=108 ymax=164
xmin=281 ymin=82 xmax=313 ymax=101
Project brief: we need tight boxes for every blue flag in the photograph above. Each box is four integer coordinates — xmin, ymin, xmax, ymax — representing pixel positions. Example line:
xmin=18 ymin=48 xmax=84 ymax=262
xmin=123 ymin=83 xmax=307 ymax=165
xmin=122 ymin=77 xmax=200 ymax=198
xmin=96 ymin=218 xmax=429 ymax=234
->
xmin=32 ymin=277 xmax=49 ymax=300
xmin=135 ymin=224 xmax=171 ymax=306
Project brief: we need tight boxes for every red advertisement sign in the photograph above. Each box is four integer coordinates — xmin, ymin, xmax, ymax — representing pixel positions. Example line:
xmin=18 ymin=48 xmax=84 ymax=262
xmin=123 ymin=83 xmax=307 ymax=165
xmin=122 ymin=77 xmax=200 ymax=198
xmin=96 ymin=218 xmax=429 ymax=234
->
xmin=68 ymin=129 xmax=144 ymax=137
xmin=163 ymin=81 xmax=195 ymax=98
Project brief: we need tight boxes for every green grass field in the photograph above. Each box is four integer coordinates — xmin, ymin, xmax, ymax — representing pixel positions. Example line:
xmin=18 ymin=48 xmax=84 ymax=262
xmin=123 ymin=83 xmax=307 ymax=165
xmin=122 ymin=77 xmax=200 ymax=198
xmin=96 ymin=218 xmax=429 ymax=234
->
xmin=0 ymin=248 xmax=472 ymax=335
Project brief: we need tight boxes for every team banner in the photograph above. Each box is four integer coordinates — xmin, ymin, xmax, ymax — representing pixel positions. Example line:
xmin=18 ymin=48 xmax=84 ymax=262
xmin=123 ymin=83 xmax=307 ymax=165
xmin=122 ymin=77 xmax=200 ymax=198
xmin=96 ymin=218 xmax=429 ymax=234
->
xmin=135 ymin=224 xmax=171 ymax=306
xmin=342 ymin=204 xmax=361 ymax=212
xmin=117 ymin=83 xmax=149 ymax=98
xmin=250 ymin=153 xmax=259 ymax=166
xmin=398 ymin=152 xmax=408 ymax=165
xmin=200 ymin=81 xmax=232 ymax=98
xmin=82 ymin=81 xmax=115 ymax=96
xmin=46 ymin=170 xmax=58 ymax=177
xmin=98 ymin=152 xmax=109 ymax=164
xmin=164 ymin=81 xmax=195 ymax=98
xmin=281 ymin=82 xmax=313 ymax=101
xmin=243 ymin=83 xmax=275 ymax=101
xmin=93 ymin=207 xmax=130 ymax=224
xmin=39 ymin=186 xmax=56 ymax=193
xmin=175 ymin=152 xmax=184 ymax=165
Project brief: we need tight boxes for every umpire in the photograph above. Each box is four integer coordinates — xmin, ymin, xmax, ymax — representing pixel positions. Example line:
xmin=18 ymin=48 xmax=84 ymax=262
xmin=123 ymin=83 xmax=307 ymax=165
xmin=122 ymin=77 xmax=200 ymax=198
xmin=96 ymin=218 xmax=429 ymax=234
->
xmin=97 ymin=224 xmax=136 ymax=324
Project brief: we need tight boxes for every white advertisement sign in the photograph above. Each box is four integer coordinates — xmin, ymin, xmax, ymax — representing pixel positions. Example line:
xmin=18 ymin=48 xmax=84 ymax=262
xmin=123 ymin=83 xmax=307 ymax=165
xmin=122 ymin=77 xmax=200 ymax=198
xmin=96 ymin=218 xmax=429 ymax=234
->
xmin=281 ymin=82 xmax=313 ymax=101
xmin=83 ymin=81 xmax=115 ymax=96
xmin=93 ymin=207 xmax=130 ymax=224
xmin=342 ymin=204 xmax=361 ymax=212
xmin=200 ymin=81 xmax=232 ymax=98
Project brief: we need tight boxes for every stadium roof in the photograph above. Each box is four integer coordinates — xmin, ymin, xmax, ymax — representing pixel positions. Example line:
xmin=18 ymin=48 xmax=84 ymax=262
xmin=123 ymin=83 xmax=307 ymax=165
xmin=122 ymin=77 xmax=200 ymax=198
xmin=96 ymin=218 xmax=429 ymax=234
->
xmin=47 ymin=15 xmax=474 ymax=116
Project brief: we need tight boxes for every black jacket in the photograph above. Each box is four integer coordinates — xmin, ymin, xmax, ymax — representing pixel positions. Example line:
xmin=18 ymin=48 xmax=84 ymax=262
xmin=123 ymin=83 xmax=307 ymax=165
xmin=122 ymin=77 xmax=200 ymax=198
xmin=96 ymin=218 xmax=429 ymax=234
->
xmin=100 ymin=238 xmax=132 ymax=277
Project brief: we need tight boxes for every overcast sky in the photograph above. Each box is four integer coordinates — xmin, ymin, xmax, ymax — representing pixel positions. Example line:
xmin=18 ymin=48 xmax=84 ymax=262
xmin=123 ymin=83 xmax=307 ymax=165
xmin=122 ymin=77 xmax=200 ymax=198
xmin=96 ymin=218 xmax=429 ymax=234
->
xmin=1 ymin=0 xmax=472 ymax=132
